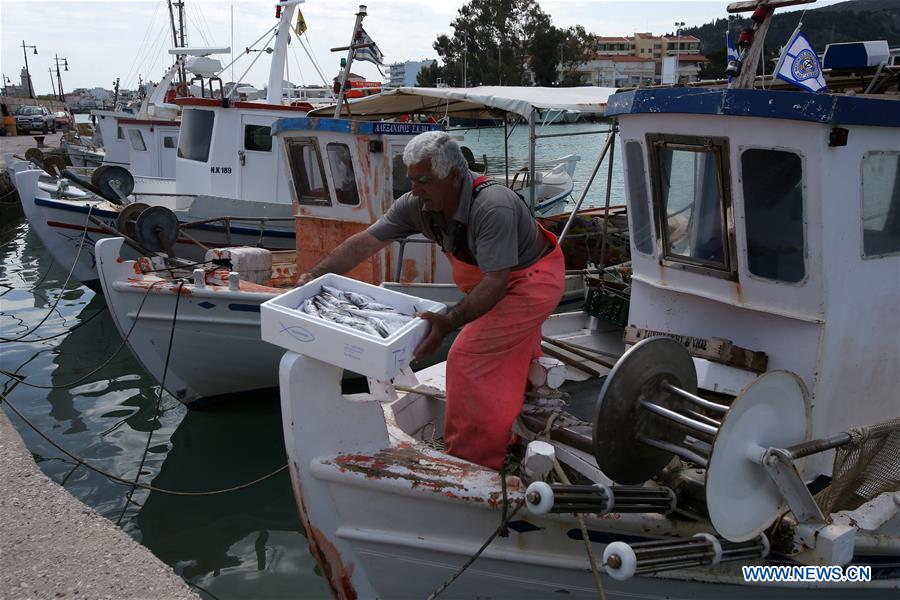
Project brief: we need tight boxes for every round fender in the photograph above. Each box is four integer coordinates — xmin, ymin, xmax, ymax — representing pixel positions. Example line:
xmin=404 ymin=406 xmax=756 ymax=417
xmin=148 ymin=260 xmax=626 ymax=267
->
xmin=602 ymin=542 xmax=637 ymax=581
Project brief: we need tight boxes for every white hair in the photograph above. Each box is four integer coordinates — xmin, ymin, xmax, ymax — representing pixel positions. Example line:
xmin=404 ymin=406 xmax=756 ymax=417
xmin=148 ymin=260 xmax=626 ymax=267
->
xmin=402 ymin=131 xmax=468 ymax=178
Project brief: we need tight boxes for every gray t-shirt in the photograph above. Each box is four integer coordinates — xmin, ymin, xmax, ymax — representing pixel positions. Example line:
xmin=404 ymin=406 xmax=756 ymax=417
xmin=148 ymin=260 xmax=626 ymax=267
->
xmin=367 ymin=170 xmax=550 ymax=273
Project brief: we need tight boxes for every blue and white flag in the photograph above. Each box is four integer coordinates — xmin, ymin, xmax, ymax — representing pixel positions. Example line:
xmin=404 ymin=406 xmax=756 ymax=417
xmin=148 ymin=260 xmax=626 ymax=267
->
xmin=774 ymin=25 xmax=827 ymax=92
xmin=726 ymin=31 xmax=738 ymax=82
xmin=354 ymin=28 xmax=384 ymax=66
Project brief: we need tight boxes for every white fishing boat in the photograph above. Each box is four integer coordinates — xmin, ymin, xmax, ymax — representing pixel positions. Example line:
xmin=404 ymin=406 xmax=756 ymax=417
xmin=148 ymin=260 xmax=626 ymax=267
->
xmin=262 ymin=3 xmax=900 ymax=595
xmin=13 ymin=0 xmax=324 ymax=290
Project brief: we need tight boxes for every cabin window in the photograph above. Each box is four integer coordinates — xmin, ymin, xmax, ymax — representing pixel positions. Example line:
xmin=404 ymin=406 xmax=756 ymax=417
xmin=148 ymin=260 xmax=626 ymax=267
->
xmin=286 ymin=138 xmax=330 ymax=206
xmin=862 ymin=151 xmax=900 ymax=258
xmin=163 ymin=136 xmax=176 ymax=149
xmin=741 ymin=149 xmax=805 ymax=282
xmin=244 ymin=124 xmax=272 ymax=152
xmin=116 ymin=126 xmax=125 ymax=140
xmin=649 ymin=134 xmax=733 ymax=276
xmin=326 ymin=143 xmax=360 ymax=206
xmin=391 ymin=149 xmax=411 ymax=204
xmin=177 ymin=109 xmax=215 ymax=162
xmin=624 ymin=141 xmax=654 ymax=255
xmin=128 ymin=129 xmax=146 ymax=151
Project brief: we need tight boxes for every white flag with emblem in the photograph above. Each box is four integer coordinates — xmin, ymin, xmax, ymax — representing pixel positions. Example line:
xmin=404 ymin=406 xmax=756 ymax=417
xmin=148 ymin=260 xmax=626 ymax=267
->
xmin=774 ymin=24 xmax=827 ymax=93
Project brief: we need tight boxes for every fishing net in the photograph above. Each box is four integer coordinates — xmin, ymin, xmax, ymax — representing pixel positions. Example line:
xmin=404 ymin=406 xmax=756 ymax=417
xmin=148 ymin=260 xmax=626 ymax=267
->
xmin=816 ymin=417 xmax=900 ymax=514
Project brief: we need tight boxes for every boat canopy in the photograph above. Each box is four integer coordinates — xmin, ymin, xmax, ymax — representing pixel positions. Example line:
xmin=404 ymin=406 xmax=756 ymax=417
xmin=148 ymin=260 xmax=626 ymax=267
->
xmin=309 ymin=85 xmax=619 ymax=121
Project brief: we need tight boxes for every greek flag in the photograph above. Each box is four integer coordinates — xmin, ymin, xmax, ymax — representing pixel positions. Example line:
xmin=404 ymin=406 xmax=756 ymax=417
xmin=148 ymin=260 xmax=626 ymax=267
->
xmin=774 ymin=25 xmax=827 ymax=92
xmin=726 ymin=31 xmax=738 ymax=82
xmin=354 ymin=28 xmax=384 ymax=66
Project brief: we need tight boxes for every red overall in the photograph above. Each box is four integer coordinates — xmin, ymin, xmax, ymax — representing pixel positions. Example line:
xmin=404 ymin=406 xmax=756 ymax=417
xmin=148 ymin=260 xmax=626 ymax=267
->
xmin=443 ymin=223 xmax=565 ymax=470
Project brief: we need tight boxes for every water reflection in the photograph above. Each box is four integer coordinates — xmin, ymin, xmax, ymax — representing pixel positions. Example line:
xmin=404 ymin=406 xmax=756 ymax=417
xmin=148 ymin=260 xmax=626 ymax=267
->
xmin=135 ymin=395 xmax=329 ymax=599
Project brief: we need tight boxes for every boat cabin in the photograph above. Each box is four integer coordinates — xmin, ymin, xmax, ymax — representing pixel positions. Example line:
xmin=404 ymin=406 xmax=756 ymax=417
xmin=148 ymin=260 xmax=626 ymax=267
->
xmin=272 ymin=117 xmax=453 ymax=286
xmin=169 ymin=97 xmax=311 ymax=211
xmin=608 ymin=87 xmax=900 ymax=477
xmin=118 ymin=117 xmax=179 ymax=179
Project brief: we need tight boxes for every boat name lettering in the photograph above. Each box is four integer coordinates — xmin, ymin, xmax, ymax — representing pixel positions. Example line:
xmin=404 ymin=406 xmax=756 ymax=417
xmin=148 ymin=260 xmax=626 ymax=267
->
xmin=209 ymin=166 xmax=233 ymax=174
xmin=373 ymin=122 xmax=435 ymax=136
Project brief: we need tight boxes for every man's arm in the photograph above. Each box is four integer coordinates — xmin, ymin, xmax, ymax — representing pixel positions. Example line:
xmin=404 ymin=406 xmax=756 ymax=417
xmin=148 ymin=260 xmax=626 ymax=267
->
xmin=414 ymin=269 xmax=509 ymax=359
xmin=298 ymin=230 xmax=390 ymax=285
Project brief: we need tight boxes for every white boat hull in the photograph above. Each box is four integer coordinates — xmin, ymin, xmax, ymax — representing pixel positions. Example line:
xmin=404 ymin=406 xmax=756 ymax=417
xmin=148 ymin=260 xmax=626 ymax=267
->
xmin=95 ymin=237 xmax=286 ymax=405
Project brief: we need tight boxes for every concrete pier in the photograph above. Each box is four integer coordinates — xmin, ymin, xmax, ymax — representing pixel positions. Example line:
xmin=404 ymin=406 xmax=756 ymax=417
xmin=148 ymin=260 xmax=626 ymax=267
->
xmin=0 ymin=408 xmax=199 ymax=600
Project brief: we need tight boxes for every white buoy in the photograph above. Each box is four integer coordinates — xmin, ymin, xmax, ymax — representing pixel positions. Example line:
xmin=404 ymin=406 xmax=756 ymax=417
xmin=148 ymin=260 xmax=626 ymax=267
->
xmin=228 ymin=271 xmax=240 ymax=291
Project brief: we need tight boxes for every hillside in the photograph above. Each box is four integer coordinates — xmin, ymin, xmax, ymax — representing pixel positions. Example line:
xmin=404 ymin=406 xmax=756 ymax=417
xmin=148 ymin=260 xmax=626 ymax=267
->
xmin=682 ymin=0 xmax=900 ymax=79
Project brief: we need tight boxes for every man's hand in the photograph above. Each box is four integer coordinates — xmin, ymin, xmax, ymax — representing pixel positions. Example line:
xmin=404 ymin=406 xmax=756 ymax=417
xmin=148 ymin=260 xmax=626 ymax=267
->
xmin=297 ymin=272 xmax=317 ymax=286
xmin=414 ymin=311 xmax=454 ymax=359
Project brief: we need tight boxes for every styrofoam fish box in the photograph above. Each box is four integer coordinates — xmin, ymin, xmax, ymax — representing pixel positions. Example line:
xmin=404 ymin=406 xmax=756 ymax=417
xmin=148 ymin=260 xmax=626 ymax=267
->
xmin=205 ymin=247 xmax=272 ymax=284
xmin=260 ymin=273 xmax=446 ymax=380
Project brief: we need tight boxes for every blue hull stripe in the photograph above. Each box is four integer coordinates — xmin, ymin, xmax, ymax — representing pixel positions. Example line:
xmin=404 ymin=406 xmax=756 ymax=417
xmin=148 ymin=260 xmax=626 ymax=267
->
xmin=33 ymin=197 xmax=296 ymax=239
xmin=607 ymin=88 xmax=900 ymax=128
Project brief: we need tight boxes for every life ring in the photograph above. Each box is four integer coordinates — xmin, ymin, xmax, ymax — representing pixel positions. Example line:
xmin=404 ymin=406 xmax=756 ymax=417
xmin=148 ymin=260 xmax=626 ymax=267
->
xmin=175 ymin=83 xmax=189 ymax=97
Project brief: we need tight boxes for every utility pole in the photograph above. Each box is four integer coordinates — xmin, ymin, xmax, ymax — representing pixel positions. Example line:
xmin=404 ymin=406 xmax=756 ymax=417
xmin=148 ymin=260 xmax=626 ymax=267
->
xmin=54 ymin=55 xmax=69 ymax=102
xmin=674 ymin=22 xmax=685 ymax=84
xmin=48 ymin=68 xmax=57 ymax=98
xmin=21 ymin=41 xmax=37 ymax=99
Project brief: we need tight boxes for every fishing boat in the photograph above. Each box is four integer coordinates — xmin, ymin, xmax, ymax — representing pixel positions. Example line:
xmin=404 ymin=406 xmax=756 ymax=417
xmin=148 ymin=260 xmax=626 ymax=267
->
xmin=12 ymin=0 xmax=321 ymax=291
xmin=262 ymin=2 xmax=900 ymax=596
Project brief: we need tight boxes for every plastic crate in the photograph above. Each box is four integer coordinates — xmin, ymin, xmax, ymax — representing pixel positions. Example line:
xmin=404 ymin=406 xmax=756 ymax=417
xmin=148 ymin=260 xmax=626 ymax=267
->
xmin=261 ymin=273 xmax=446 ymax=380
xmin=584 ymin=284 xmax=630 ymax=327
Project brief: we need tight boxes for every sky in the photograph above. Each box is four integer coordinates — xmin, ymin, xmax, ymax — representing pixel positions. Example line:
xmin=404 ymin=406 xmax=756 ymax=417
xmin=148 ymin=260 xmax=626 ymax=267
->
xmin=0 ymin=0 xmax=844 ymax=95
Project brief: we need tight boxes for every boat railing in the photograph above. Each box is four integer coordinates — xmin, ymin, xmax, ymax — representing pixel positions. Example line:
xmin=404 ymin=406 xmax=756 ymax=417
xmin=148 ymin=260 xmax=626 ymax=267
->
xmin=179 ymin=215 xmax=294 ymax=248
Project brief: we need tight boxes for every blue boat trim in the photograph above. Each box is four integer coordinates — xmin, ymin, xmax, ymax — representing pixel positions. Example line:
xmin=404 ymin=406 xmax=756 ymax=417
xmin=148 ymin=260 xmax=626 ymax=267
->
xmin=33 ymin=197 xmax=295 ymax=239
xmin=197 ymin=301 xmax=216 ymax=310
xmin=606 ymin=88 xmax=900 ymax=128
xmin=228 ymin=303 xmax=261 ymax=313
xmin=273 ymin=116 xmax=443 ymax=136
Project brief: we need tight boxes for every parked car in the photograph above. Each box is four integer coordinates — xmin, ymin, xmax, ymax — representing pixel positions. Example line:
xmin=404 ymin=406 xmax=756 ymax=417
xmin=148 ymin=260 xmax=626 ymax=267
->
xmin=15 ymin=106 xmax=56 ymax=134
xmin=53 ymin=111 xmax=72 ymax=130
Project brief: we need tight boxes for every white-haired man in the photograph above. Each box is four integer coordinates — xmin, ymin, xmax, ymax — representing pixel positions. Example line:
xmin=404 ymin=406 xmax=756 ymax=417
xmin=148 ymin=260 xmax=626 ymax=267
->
xmin=297 ymin=130 xmax=565 ymax=470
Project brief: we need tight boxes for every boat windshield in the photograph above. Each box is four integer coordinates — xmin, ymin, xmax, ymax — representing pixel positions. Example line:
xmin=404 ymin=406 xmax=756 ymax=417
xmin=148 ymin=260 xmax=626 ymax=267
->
xmin=650 ymin=135 xmax=732 ymax=275
xmin=177 ymin=109 xmax=215 ymax=162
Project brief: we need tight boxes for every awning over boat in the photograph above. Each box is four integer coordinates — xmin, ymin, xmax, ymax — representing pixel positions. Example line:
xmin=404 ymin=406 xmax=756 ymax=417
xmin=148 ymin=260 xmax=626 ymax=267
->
xmin=308 ymin=86 xmax=619 ymax=121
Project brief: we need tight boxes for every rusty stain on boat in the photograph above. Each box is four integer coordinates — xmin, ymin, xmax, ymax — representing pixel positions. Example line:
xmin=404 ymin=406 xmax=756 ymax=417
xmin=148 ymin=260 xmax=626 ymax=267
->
xmin=328 ymin=445 xmax=522 ymax=506
xmin=293 ymin=465 xmax=358 ymax=600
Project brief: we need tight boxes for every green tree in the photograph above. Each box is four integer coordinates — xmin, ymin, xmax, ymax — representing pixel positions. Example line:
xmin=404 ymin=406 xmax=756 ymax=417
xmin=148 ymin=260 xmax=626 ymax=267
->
xmin=432 ymin=0 xmax=560 ymax=86
xmin=416 ymin=61 xmax=442 ymax=87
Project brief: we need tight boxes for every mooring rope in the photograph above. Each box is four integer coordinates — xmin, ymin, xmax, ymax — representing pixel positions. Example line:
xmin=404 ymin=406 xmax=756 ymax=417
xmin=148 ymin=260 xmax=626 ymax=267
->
xmin=425 ymin=497 xmax=526 ymax=600
xmin=0 ymin=392 xmax=289 ymax=497
xmin=0 ymin=206 xmax=93 ymax=343
xmin=0 ymin=280 xmax=164 ymax=389
xmin=116 ymin=280 xmax=185 ymax=524
xmin=3 ymin=306 xmax=108 ymax=343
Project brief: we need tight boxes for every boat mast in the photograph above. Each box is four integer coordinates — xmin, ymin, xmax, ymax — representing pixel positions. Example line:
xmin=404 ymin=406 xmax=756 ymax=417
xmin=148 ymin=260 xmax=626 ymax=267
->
xmin=266 ymin=0 xmax=303 ymax=105
xmin=725 ymin=0 xmax=816 ymax=89
xmin=333 ymin=5 xmax=369 ymax=118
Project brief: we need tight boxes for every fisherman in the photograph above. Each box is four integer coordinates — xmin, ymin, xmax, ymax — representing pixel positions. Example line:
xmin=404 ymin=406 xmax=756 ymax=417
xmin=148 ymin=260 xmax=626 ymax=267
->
xmin=297 ymin=130 xmax=565 ymax=470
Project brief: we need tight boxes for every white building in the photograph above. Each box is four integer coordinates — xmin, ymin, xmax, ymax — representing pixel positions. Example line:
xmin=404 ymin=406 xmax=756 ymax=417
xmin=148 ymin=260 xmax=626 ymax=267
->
xmin=575 ymin=55 xmax=657 ymax=87
xmin=387 ymin=60 xmax=436 ymax=87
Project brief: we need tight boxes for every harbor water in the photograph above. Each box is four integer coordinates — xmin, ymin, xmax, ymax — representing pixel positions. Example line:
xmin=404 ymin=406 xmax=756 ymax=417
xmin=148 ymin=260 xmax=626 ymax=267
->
xmin=0 ymin=123 xmax=624 ymax=599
